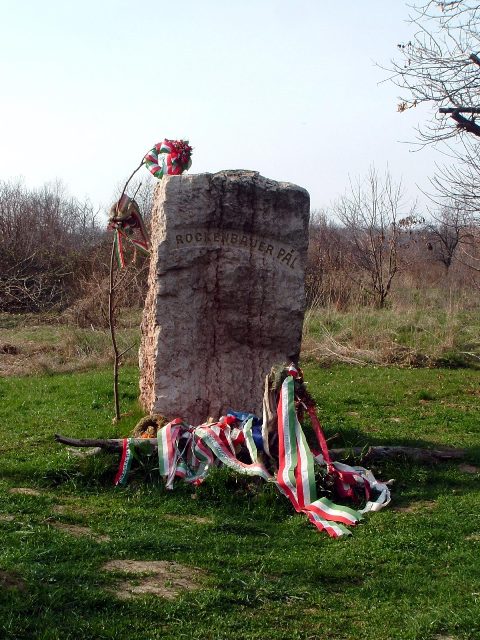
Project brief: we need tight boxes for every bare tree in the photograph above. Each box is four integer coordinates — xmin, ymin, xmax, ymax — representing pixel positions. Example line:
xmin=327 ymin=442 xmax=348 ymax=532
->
xmin=391 ymin=1 xmax=480 ymax=142
xmin=333 ymin=168 xmax=416 ymax=308
xmin=388 ymin=1 xmax=480 ymax=246
xmin=0 ymin=179 xmax=102 ymax=312
xmin=426 ymin=142 xmax=480 ymax=218
xmin=459 ymin=224 xmax=480 ymax=280
xmin=425 ymin=203 xmax=470 ymax=270
xmin=306 ymin=210 xmax=354 ymax=308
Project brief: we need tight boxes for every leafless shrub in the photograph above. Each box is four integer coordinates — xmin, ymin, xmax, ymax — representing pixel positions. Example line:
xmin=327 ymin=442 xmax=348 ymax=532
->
xmin=332 ymin=168 xmax=417 ymax=308
xmin=305 ymin=211 xmax=356 ymax=309
xmin=423 ymin=202 xmax=471 ymax=271
xmin=0 ymin=179 xmax=101 ymax=312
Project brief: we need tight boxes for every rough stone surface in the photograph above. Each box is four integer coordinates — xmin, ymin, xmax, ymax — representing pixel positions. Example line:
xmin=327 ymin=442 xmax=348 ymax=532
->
xmin=139 ymin=170 xmax=310 ymax=423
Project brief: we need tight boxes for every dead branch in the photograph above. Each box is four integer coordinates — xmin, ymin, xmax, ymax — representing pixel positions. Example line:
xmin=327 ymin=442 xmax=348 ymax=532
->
xmin=439 ymin=107 xmax=480 ymax=113
xmin=449 ymin=110 xmax=480 ymax=136
xmin=55 ymin=434 xmax=467 ymax=464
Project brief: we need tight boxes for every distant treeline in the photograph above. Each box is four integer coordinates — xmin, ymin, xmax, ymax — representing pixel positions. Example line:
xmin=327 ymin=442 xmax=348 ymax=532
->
xmin=306 ymin=208 xmax=479 ymax=310
xmin=1 ymin=178 xmax=479 ymax=321
xmin=0 ymin=179 xmax=151 ymax=323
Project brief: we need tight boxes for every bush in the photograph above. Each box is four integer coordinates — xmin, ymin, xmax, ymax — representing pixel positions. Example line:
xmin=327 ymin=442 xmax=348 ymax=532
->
xmin=0 ymin=179 xmax=103 ymax=312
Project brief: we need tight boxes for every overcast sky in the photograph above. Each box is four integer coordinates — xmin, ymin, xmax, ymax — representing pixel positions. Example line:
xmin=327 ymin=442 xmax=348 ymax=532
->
xmin=0 ymin=1 xmax=441 ymax=215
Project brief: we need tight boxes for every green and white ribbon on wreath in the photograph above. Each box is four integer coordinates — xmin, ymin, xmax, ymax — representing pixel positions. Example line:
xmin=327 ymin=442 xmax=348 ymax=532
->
xmin=144 ymin=139 xmax=192 ymax=178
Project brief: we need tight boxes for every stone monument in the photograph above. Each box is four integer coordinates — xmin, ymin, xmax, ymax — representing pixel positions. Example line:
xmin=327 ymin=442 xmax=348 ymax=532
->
xmin=139 ymin=170 xmax=310 ymax=424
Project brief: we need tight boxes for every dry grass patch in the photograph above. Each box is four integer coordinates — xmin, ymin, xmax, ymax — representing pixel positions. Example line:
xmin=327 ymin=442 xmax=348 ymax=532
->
xmin=162 ymin=514 xmax=213 ymax=525
xmin=0 ymin=570 xmax=26 ymax=592
xmin=458 ymin=463 xmax=479 ymax=474
xmin=0 ymin=315 xmax=140 ymax=377
xmin=393 ymin=500 xmax=438 ymax=514
xmin=51 ymin=504 xmax=94 ymax=517
xmin=465 ymin=533 xmax=480 ymax=541
xmin=8 ymin=487 xmax=42 ymax=497
xmin=103 ymin=559 xmax=205 ymax=600
xmin=48 ymin=521 xmax=110 ymax=542
xmin=302 ymin=305 xmax=480 ymax=368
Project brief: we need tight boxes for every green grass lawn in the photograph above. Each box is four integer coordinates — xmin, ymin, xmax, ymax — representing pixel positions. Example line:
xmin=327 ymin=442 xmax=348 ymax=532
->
xmin=0 ymin=365 xmax=479 ymax=640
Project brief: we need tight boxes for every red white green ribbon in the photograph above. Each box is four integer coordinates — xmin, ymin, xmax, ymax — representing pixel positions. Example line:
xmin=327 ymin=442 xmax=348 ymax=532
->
xmin=328 ymin=460 xmax=391 ymax=513
xmin=114 ymin=438 xmax=135 ymax=486
xmin=276 ymin=376 xmax=361 ymax=537
xmin=108 ymin=194 xmax=150 ymax=268
xmin=108 ymin=138 xmax=191 ymax=267
xmin=113 ymin=229 xmax=126 ymax=269
xmin=155 ymin=418 xmax=271 ymax=489
xmin=144 ymin=139 xmax=192 ymax=179
xmin=152 ymin=379 xmax=373 ymax=537
xmin=195 ymin=425 xmax=272 ymax=481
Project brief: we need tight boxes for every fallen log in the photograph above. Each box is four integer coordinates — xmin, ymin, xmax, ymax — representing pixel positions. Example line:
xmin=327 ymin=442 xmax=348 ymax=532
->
xmin=54 ymin=435 xmax=467 ymax=464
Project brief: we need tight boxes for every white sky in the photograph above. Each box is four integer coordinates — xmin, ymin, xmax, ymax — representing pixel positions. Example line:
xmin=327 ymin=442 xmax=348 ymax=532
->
xmin=0 ymin=1 xmax=441 ymax=215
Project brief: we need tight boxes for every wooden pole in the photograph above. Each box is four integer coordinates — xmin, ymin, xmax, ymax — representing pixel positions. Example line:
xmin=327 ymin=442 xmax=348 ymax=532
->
xmin=108 ymin=238 xmax=121 ymax=423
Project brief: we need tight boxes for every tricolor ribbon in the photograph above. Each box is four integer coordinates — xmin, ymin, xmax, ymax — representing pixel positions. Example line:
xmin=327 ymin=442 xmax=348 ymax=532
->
xmin=114 ymin=373 xmax=390 ymax=537
xmin=108 ymin=194 xmax=150 ymax=268
xmin=276 ymin=375 xmax=361 ymax=537
xmin=108 ymin=139 xmax=192 ymax=267
xmin=114 ymin=438 xmax=135 ymax=486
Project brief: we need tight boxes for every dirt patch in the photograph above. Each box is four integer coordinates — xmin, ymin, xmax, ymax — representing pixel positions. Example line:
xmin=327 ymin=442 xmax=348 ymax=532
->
xmin=103 ymin=559 xmax=205 ymax=600
xmin=0 ymin=515 xmax=15 ymax=522
xmin=0 ymin=570 xmax=26 ymax=591
xmin=0 ymin=343 xmax=19 ymax=355
xmin=393 ymin=500 xmax=437 ymax=513
xmin=49 ymin=521 xmax=110 ymax=542
xmin=9 ymin=487 xmax=42 ymax=497
xmin=162 ymin=514 xmax=213 ymax=525
xmin=51 ymin=504 xmax=93 ymax=517
xmin=458 ymin=463 xmax=479 ymax=474
xmin=466 ymin=533 xmax=480 ymax=541
xmin=65 ymin=446 xmax=102 ymax=458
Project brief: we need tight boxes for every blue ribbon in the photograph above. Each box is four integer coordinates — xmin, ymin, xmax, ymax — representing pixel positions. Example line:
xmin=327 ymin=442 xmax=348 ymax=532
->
xmin=227 ymin=410 xmax=264 ymax=453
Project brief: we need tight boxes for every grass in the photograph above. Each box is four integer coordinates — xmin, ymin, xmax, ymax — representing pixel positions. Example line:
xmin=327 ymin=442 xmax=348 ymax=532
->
xmin=2 ymin=302 xmax=479 ymax=377
xmin=0 ymin=364 xmax=479 ymax=639
xmin=302 ymin=305 xmax=480 ymax=368
xmin=0 ymin=313 xmax=140 ymax=377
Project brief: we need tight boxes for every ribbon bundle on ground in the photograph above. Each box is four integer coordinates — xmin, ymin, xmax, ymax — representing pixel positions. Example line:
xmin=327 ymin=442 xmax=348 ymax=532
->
xmin=115 ymin=367 xmax=391 ymax=537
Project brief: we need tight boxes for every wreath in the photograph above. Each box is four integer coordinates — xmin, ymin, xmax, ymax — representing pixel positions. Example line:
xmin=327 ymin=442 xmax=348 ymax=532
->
xmin=144 ymin=139 xmax=192 ymax=179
